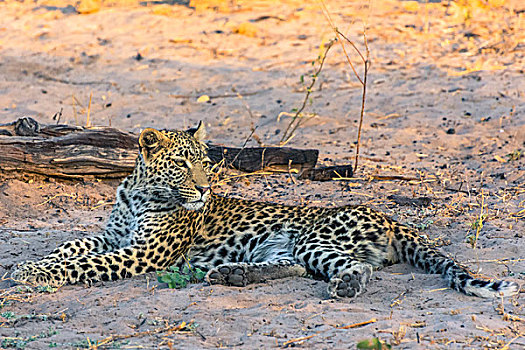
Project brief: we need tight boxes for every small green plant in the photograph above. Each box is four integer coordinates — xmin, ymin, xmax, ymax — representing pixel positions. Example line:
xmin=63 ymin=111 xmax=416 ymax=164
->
xmin=15 ymin=285 xmax=33 ymax=293
xmin=406 ymin=219 xmax=434 ymax=231
xmin=1 ymin=311 xmax=16 ymax=319
xmin=67 ymin=339 xmax=91 ymax=349
xmin=157 ymin=264 xmax=206 ymax=289
xmin=35 ymin=285 xmax=58 ymax=293
xmin=186 ymin=322 xmax=199 ymax=332
xmin=470 ymin=214 xmax=486 ymax=231
xmin=507 ymin=149 xmax=522 ymax=161
xmin=102 ymin=340 xmax=129 ymax=349
xmin=1 ymin=327 xmax=58 ymax=349
xmin=466 ymin=214 xmax=487 ymax=248
xmin=2 ymin=337 xmax=28 ymax=349
xmin=357 ymin=338 xmax=392 ymax=349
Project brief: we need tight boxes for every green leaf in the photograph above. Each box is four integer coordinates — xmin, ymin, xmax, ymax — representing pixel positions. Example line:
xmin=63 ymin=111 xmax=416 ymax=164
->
xmin=194 ymin=268 xmax=207 ymax=280
xmin=157 ymin=264 xmax=207 ymax=289
xmin=357 ymin=338 xmax=391 ymax=350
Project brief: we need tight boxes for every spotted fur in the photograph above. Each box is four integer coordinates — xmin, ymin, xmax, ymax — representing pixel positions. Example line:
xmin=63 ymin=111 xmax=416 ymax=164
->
xmin=11 ymin=124 xmax=519 ymax=299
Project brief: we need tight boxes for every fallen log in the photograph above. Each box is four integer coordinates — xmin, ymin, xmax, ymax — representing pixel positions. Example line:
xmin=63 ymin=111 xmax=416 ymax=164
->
xmin=207 ymin=145 xmax=318 ymax=174
xmin=0 ymin=117 xmax=323 ymax=179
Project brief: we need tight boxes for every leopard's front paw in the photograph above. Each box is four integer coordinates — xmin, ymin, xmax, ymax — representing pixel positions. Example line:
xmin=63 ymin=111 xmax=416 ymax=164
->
xmin=328 ymin=263 xmax=373 ymax=299
xmin=11 ymin=261 xmax=66 ymax=287
xmin=205 ymin=263 xmax=248 ymax=287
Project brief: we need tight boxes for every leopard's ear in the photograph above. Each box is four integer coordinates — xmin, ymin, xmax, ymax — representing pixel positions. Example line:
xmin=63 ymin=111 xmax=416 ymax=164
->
xmin=139 ymin=128 xmax=169 ymax=160
xmin=186 ymin=121 xmax=207 ymax=141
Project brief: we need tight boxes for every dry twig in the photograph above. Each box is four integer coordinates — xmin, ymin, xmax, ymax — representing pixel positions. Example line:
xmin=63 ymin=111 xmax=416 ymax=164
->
xmin=318 ymin=0 xmax=370 ymax=173
xmin=88 ymin=321 xmax=190 ymax=349
xmin=336 ymin=318 xmax=378 ymax=329
xmin=279 ymin=38 xmax=336 ymax=146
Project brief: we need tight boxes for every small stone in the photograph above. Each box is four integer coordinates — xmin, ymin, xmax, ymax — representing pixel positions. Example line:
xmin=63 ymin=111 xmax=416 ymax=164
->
xmin=77 ymin=0 xmax=101 ymax=14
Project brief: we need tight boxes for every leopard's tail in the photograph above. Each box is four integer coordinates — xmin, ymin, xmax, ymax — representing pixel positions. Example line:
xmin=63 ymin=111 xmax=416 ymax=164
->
xmin=393 ymin=225 xmax=519 ymax=298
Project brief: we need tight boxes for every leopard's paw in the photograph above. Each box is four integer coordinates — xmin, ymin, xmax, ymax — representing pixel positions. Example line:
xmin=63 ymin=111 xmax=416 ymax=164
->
xmin=11 ymin=261 xmax=66 ymax=287
xmin=328 ymin=263 xmax=373 ymax=299
xmin=205 ymin=263 xmax=248 ymax=287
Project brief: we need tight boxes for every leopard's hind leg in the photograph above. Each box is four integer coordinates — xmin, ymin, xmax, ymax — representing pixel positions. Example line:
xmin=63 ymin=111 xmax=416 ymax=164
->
xmin=294 ymin=243 xmax=373 ymax=299
xmin=205 ymin=259 xmax=306 ymax=287
xmin=327 ymin=262 xmax=373 ymax=299
xmin=293 ymin=207 xmax=392 ymax=299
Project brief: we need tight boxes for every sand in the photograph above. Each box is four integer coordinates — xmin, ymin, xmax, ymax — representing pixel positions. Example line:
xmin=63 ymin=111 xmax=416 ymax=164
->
xmin=0 ymin=0 xmax=524 ymax=348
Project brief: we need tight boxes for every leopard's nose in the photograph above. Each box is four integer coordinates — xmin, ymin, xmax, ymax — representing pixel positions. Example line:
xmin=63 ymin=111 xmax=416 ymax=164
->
xmin=195 ymin=185 xmax=211 ymax=196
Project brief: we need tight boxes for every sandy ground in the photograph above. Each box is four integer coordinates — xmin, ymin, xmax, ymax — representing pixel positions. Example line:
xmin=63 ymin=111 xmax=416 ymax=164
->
xmin=0 ymin=0 xmax=524 ymax=348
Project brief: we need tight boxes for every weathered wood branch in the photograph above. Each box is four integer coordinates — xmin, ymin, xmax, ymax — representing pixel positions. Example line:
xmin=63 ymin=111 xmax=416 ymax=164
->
xmin=0 ymin=118 xmax=328 ymax=179
xmin=207 ymin=145 xmax=318 ymax=174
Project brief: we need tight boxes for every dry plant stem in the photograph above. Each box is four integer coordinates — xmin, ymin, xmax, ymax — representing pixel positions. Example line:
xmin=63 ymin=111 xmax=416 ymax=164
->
xmin=282 ymin=317 xmax=378 ymax=347
xmin=354 ymin=55 xmax=368 ymax=172
xmin=335 ymin=29 xmax=370 ymax=173
xmin=212 ymin=127 xmax=258 ymax=188
xmin=282 ymin=334 xmax=318 ymax=347
xmin=234 ymin=89 xmax=264 ymax=147
xmin=336 ymin=317 xmax=378 ymax=329
xmin=500 ymin=333 xmax=525 ymax=350
xmin=86 ymin=91 xmax=93 ymax=127
xmin=279 ymin=39 xmax=335 ymax=145
xmin=72 ymin=95 xmax=78 ymax=126
xmin=473 ymin=190 xmax=485 ymax=249
xmin=90 ymin=321 xmax=190 ymax=349
xmin=318 ymin=0 xmax=363 ymax=84
xmin=235 ymin=89 xmax=254 ymax=119
xmin=318 ymin=0 xmax=370 ymax=173
xmin=334 ymin=30 xmax=366 ymax=84
xmin=228 ymin=126 xmax=258 ymax=168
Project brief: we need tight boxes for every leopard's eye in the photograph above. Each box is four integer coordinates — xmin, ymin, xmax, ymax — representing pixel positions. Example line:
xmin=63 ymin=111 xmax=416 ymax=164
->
xmin=202 ymin=158 xmax=213 ymax=167
xmin=175 ymin=160 xmax=186 ymax=167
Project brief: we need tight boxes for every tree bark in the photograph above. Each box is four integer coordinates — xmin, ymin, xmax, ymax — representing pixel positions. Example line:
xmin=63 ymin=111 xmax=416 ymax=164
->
xmin=0 ymin=117 xmax=324 ymax=179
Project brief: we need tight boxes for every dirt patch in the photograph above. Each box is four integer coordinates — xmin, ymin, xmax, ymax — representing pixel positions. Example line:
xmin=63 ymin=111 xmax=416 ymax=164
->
xmin=0 ymin=0 xmax=524 ymax=348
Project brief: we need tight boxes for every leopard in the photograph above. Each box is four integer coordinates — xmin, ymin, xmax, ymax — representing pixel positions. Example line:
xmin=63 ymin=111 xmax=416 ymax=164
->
xmin=11 ymin=123 xmax=519 ymax=300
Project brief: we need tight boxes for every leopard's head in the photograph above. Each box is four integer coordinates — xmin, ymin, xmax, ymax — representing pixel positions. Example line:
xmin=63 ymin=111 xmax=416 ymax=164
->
xmin=137 ymin=122 xmax=212 ymax=210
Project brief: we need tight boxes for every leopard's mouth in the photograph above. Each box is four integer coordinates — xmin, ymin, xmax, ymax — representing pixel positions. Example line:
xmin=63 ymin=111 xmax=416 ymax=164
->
xmin=177 ymin=186 xmax=210 ymax=210
xmin=182 ymin=200 xmax=205 ymax=211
